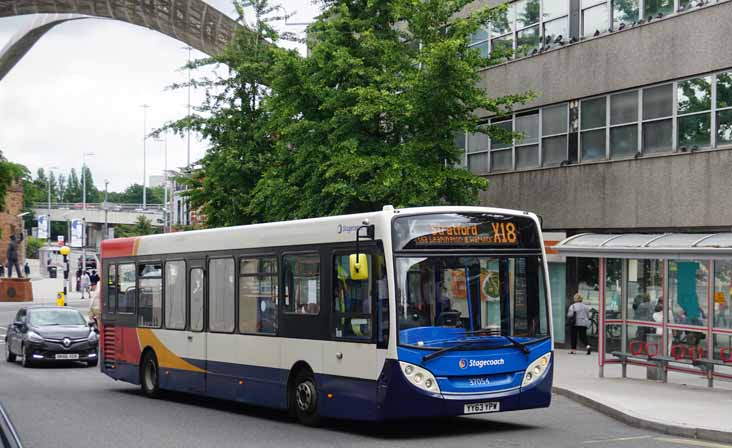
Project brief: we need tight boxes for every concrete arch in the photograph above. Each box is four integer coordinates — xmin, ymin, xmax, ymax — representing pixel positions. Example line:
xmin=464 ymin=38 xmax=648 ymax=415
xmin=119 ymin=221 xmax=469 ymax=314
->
xmin=0 ymin=0 xmax=241 ymax=81
xmin=0 ymin=14 xmax=88 ymax=81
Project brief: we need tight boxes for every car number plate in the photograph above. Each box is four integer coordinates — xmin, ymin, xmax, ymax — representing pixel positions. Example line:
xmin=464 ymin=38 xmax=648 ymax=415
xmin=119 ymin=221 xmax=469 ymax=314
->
xmin=464 ymin=402 xmax=500 ymax=414
xmin=55 ymin=353 xmax=79 ymax=360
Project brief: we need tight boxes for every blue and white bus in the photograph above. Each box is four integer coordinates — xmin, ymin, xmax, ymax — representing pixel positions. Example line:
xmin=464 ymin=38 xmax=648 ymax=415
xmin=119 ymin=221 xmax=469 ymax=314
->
xmin=99 ymin=206 xmax=553 ymax=425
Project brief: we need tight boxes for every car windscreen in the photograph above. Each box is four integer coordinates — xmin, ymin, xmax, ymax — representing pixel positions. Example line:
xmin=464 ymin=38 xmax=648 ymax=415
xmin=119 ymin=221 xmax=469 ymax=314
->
xmin=28 ymin=309 xmax=86 ymax=326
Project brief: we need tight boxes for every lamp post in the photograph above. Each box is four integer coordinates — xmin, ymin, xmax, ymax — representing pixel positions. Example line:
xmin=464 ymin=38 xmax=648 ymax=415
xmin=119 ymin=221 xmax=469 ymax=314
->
xmin=81 ymin=151 xmax=95 ymax=282
xmin=154 ymin=135 xmax=168 ymax=232
xmin=182 ymin=46 xmax=192 ymax=169
xmin=46 ymin=165 xmax=59 ymax=245
xmin=103 ymin=179 xmax=110 ymax=240
xmin=141 ymin=104 xmax=151 ymax=209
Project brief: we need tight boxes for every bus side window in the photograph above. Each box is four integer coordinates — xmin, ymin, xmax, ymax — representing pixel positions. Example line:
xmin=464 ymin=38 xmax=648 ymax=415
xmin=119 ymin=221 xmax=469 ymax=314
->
xmin=138 ymin=263 xmax=163 ymax=328
xmin=283 ymin=254 xmax=320 ymax=315
xmin=117 ymin=263 xmax=136 ymax=314
xmin=106 ymin=264 xmax=117 ymax=314
xmin=190 ymin=268 xmax=204 ymax=332
xmin=333 ymin=253 xmax=372 ymax=340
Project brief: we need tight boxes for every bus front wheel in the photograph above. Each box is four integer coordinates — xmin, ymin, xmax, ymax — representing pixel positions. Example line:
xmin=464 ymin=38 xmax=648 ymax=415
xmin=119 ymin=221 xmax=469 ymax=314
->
xmin=141 ymin=351 xmax=161 ymax=398
xmin=291 ymin=370 xmax=321 ymax=427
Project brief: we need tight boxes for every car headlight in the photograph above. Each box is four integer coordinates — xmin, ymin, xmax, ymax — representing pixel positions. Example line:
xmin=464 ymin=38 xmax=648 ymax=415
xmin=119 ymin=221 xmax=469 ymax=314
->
xmin=399 ymin=361 xmax=441 ymax=394
xmin=522 ymin=352 xmax=552 ymax=388
xmin=27 ymin=331 xmax=44 ymax=343
xmin=88 ymin=331 xmax=99 ymax=343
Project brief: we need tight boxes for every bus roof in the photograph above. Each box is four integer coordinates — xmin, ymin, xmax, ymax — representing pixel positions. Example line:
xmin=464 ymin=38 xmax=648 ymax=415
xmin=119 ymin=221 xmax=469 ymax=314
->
xmin=101 ymin=206 xmax=539 ymax=259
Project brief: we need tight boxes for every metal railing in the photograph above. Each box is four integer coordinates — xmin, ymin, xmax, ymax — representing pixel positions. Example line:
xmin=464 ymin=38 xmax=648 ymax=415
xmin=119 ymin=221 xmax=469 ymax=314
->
xmin=31 ymin=202 xmax=165 ymax=212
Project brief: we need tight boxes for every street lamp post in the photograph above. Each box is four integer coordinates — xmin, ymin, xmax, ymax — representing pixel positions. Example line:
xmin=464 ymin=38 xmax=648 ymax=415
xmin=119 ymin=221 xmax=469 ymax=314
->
xmin=154 ymin=135 xmax=169 ymax=232
xmin=103 ymin=179 xmax=110 ymax=240
xmin=46 ymin=166 xmax=59 ymax=245
xmin=141 ymin=104 xmax=151 ymax=210
xmin=81 ymin=151 xmax=95 ymax=284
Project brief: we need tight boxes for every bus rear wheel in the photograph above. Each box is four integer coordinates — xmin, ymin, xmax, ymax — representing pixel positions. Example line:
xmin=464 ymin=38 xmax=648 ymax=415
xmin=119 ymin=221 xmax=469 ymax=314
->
xmin=141 ymin=351 xmax=161 ymax=398
xmin=291 ymin=371 xmax=321 ymax=427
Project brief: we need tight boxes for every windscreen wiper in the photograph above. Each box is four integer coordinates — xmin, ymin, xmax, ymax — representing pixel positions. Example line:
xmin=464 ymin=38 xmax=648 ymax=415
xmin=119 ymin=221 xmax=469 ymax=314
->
xmin=421 ymin=335 xmax=552 ymax=363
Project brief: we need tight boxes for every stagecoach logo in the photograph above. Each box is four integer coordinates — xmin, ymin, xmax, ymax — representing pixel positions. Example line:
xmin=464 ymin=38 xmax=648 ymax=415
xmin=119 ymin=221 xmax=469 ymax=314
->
xmin=337 ymin=224 xmax=360 ymax=234
xmin=62 ymin=338 xmax=71 ymax=348
xmin=459 ymin=358 xmax=505 ymax=369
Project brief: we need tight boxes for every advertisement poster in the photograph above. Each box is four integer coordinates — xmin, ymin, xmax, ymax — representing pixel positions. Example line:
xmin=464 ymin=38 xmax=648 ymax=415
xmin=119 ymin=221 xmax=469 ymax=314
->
xmin=36 ymin=215 xmax=48 ymax=240
xmin=70 ymin=219 xmax=83 ymax=248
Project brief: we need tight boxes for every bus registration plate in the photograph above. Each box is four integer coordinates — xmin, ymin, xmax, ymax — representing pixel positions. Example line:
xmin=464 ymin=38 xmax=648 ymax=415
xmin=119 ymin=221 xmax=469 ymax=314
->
xmin=55 ymin=353 xmax=79 ymax=360
xmin=464 ymin=402 xmax=500 ymax=414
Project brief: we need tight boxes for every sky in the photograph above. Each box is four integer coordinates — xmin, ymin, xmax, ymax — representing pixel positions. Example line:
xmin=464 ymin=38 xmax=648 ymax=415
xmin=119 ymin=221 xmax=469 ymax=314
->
xmin=0 ymin=0 xmax=321 ymax=193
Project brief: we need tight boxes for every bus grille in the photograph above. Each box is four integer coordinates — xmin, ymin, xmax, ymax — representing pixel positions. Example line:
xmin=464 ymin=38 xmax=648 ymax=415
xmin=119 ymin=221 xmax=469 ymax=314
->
xmin=102 ymin=325 xmax=116 ymax=369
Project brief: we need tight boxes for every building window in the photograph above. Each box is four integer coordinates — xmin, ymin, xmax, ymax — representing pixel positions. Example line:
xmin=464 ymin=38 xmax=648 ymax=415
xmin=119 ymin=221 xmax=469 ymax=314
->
xmin=467 ymin=125 xmax=489 ymax=174
xmin=642 ymin=84 xmax=673 ymax=153
xmin=582 ymin=0 xmax=608 ymax=37
xmin=491 ymin=4 xmax=514 ymax=61
xmin=208 ymin=258 xmax=235 ymax=332
xmin=138 ymin=262 xmax=162 ymax=328
xmin=284 ymin=254 xmax=321 ymax=315
xmin=515 ymin=111 xmax=539 ymax=169
xmin=609 ymin=90 xmax=638 ymax=159
xmin=612 ymin=0 xmax=639 ymax=29
xmin=164 ymin=261 xmax=186 ymax=330
xmin=542 ymin=103 xmax=568 ymax=166
xmin=643 ymin=0 xmax=673 ymax=18
xmin=580 ymin=96 xmax=607 ymax=161
xmin=239 ymin=257 xmax=278 ymax=334
xmin=716 ymin=72 xmax=732 ymax=145
xmin=677 ymin=76 xmax=712 ymax=149
xmin=515 ymin=0 xmax=541 ymax=57
xmin=490 ymin=118 xmax=513 ymax=172
xmin=468 ymin=27 xmax=489 ymax=58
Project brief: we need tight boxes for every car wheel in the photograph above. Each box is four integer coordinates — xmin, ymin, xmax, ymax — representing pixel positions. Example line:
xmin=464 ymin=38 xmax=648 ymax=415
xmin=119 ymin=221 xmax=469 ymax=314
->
xmin=21 ymin=343 xmax=33 ymax=368
xmin=4 ymin=340 xmax=15 ymax=362
xmin=141 ymin=351 xmax=161 ymax=398
xmin=290 ymin=370 xmax=321 ymax=427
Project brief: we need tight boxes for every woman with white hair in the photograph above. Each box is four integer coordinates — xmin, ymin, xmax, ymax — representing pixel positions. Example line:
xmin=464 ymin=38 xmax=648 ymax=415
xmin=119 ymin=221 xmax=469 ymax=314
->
xmin=567 ymin=293 xmax=591 ymax=354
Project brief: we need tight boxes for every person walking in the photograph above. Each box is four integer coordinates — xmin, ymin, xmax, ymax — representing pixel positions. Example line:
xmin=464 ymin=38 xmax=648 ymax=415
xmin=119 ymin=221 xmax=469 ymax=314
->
xmin=6 ymin=234 xmax=23 ymax=278
xmin=23 ymin=261 xmax=30 ymax=277
xmin=80 ymin=271 xmax=91 ymax=300
xmin=90 ymin=270 xmax=100 ymax=291
xmin=567 ymin=293 xmax=592 ymax=355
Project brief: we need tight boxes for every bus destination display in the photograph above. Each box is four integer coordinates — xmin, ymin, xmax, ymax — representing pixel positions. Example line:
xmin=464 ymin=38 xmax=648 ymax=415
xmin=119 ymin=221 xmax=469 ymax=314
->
xmin=393 ymin=213 xmax=540 ymax=250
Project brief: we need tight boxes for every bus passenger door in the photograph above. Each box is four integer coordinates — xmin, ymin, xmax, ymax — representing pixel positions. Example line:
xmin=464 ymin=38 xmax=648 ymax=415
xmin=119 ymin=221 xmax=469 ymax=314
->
xmin=186 ymin=260 xmax=207 ymax=394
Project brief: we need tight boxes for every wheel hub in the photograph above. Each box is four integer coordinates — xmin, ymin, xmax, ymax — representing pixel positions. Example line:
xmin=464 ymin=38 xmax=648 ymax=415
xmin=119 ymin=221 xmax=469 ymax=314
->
xmin=145 ymin=361 xmax=157 ymax=390
xmin=296 ymin=381 xmax=314 ymax=412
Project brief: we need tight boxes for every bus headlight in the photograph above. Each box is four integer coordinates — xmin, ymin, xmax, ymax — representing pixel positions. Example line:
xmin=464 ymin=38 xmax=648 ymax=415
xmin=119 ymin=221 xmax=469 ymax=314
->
xmin=399 ymin=361 xmax=441 ymax=394
xmin=522 ymin=353 xmax=551 ymax=388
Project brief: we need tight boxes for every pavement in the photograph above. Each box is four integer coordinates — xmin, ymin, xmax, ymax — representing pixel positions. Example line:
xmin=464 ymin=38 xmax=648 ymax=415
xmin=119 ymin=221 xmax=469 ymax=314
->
xmin=553 ymin=350 xmax=732 ymax=444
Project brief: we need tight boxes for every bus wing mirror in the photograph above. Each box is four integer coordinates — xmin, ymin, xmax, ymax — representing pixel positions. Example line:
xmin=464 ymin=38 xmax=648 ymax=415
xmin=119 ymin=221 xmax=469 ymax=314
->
xmin=349 ymin=254 xmax=369 ymax=281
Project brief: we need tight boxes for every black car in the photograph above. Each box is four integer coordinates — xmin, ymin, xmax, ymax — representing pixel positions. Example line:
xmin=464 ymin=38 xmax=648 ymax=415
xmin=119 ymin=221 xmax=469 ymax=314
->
xmin=4 ymin=306 xmax=98 ymax=368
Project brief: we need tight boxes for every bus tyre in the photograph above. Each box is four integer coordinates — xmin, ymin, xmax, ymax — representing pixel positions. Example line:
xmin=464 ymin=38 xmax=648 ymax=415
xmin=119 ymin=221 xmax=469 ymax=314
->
xmin=5 ymin=340 xmax=15 ymax=362
xmin=291 ymin=371 xmax=321 ymax=427
xmin=141 ymin=351 xmax=161 ymax=398
xmin=21 ymin=344 xmax=33 ymax=368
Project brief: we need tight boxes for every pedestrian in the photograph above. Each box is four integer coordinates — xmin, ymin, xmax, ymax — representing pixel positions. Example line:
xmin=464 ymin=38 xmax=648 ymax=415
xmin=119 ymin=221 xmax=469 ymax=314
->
xmin=80 ymin=271 xmax=91 ymax=299
xmin=6 ymin=234 xmax=23 ymax=278
xmin=76 ymin=267 xmax=82 ymax=292
xmin=46 ymin=256 xmax=53 ymax=277
xmin=90 ymin=270 xmax=100 ymax=291
xmin=23 ymin=261 xmax=30 ymax=277
xmin=0 ymin=264 xmax=5 ymax=277
xmin=567 ymin=292 xmax=592 ymax=355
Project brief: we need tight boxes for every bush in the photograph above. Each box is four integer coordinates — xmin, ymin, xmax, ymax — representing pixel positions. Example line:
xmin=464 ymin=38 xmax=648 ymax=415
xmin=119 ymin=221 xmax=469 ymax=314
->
xmin=26 ymin=236 xmax=44 ymax=259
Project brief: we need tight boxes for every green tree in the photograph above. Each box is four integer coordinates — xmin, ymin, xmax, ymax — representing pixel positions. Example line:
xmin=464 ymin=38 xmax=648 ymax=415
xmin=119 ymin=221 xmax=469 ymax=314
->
xmin=115 ymin=216 xmax=159 ymax=237
xmin=81 ymin=166 xmax=101 ymax=203
xmin=64 ymin=168 xmax=82 ymax=203
xmin=56 ymin=173 xmax=67 ymax=203
xmin=107 ymin=184 xmax=164 ymax=205
xmin=170 ymin=0 xmax=530 ymax=226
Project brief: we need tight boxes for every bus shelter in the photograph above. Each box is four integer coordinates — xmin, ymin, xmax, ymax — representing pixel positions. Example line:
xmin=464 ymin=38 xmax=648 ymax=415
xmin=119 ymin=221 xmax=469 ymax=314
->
xmin=555 ymin=233 xmax=732 ymax=382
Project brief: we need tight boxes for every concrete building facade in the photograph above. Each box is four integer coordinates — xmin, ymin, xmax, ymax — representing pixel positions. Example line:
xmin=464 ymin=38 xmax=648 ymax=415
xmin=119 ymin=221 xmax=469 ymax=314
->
xmin=461 ymin=0 xmax=732 ymax=346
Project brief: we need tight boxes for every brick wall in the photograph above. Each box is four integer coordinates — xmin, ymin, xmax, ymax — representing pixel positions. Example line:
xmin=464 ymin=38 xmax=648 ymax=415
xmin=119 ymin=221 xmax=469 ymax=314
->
xmin=0 ymin=181 xmax=24 ymax=266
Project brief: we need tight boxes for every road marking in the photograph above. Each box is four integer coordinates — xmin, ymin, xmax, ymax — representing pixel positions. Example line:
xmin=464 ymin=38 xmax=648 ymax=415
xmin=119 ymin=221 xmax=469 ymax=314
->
xmin=655 ymin=438 xmax=732 ymax=448
xmin=584 ymin=435 xmax=653 ymax=444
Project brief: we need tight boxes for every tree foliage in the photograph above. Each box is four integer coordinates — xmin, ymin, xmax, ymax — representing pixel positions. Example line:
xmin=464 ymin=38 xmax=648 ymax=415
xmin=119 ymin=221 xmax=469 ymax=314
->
xmin=115 ymin=216 xmax=160 ymax=238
